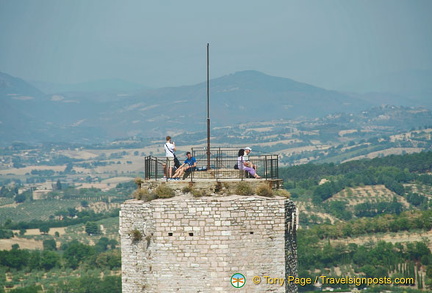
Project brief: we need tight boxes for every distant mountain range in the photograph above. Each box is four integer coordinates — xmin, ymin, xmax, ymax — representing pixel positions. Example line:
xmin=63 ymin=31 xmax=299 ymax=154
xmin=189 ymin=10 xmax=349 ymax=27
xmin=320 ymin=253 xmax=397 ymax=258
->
xmin=29 ymin=79 xmax=150 ymax=94
xmin=0 ymin=70 xmax=430 ymax=145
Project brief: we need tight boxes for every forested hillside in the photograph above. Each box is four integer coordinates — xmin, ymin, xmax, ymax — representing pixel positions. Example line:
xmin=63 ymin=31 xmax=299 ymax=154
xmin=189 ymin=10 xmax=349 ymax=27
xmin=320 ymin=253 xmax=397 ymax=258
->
xmin=280 ymin=151 xmax=432 ymax=291
xmin=281 ymin=151 xmax=432 ymax=211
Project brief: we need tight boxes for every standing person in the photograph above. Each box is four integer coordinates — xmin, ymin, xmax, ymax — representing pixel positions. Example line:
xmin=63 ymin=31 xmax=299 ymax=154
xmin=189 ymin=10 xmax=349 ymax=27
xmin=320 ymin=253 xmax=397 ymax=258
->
xmin=164 ymin=136 xmax=176 ymax=178
xmin=238 ymin=149 xmax=261 ymax=179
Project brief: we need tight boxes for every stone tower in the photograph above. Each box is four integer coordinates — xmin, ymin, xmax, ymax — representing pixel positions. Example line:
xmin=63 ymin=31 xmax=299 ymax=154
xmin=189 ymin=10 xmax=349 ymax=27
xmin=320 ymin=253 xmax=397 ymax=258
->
xmin=120 ymin=189 xmax=298 ymax=292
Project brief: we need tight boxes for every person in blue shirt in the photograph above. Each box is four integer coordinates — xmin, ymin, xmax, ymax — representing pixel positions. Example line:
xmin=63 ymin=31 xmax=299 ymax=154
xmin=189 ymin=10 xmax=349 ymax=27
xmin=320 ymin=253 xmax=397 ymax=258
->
xmin=172 ymin=152 xmax=197 ymax=179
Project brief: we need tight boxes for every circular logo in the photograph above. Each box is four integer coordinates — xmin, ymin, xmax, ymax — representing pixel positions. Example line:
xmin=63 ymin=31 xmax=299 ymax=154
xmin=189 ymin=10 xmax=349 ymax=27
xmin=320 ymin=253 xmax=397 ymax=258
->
xmin=231 ymin=273 xmax=246 ymax=288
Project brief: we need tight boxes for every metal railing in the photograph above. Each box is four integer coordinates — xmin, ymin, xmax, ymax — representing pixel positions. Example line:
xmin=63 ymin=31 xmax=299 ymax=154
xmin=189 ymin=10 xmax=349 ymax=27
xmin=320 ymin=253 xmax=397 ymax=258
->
xmin=144 ymin=147 xmax=279 ymax=181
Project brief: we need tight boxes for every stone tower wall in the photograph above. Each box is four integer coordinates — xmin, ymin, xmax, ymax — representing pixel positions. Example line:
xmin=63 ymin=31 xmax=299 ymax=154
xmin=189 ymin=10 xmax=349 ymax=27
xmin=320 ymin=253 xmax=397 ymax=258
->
xmin=120 ymin=195 xmax=297 ymax=292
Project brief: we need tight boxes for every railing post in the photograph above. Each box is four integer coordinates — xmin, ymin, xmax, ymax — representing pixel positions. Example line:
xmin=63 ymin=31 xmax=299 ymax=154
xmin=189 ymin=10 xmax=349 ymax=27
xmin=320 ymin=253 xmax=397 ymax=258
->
xmin=144 ymin=156 xmax=148 ymax=180
xmin=155 ymin=157 xmax=158 ymax=181
xmin=270 ymin=155 xmax=274 ymax=179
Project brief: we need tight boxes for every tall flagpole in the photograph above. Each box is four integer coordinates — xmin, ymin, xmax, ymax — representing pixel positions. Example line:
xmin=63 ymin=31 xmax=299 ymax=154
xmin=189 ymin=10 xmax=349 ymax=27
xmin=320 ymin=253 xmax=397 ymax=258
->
xmin=206 ymin=43 xmax=211 ymax=170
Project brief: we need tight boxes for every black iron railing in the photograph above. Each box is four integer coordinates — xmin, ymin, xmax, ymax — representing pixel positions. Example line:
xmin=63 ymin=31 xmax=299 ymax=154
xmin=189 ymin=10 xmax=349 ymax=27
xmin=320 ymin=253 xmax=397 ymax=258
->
xmin=144 ymin=147 xmax=279 ymax=181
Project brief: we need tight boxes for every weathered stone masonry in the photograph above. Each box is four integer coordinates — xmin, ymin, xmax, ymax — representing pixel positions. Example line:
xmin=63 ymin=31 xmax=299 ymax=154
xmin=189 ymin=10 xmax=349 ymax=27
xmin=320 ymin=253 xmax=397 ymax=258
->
xmin=120 ymin=195 xmax=297 ymax=292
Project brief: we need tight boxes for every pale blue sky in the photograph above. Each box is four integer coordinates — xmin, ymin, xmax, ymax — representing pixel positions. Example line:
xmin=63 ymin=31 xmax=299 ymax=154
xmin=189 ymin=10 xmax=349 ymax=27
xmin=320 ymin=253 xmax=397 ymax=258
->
xmin=1 ymin=0 xmax=431 ymax=91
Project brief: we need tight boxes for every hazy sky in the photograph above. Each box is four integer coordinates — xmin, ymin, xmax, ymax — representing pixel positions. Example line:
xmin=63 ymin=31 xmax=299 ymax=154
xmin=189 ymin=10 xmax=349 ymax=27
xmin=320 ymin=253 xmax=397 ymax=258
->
xmin=1 ymin=0 xmax=431 ymax=91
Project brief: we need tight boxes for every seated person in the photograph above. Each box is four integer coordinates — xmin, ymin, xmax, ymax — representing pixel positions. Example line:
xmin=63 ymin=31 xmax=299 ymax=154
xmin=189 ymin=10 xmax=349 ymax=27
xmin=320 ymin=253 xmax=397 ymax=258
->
xmin=172 ymin=152 xmax=197 ymax=179
xmin=244 ymin=147 xmax=257 ymax=170
xmin=238 ymin=149 xmax=261 ymax=179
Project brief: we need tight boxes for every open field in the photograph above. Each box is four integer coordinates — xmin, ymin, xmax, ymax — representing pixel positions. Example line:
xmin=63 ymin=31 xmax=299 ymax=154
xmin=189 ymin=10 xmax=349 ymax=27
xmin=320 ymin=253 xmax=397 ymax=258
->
xmin=0 ymin=237 xmax=43 ymax=250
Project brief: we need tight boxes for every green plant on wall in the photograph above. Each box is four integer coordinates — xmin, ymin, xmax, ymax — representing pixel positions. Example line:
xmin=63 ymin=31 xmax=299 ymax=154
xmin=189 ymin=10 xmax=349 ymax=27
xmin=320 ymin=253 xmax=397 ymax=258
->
xmin=130 ymin=229 xmax=142 ymax=242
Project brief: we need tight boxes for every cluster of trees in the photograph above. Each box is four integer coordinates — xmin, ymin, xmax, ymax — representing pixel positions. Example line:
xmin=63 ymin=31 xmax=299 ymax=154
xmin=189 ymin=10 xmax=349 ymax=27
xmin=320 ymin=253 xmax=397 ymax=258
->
xmin=48 ymin=275 xmax=121 ymax=293
xmin=0 ymin=186 xmax=32 ymax=204
xmin=317 ymin=198 xmax=407 ymax=223
xmin=406 ymin=192 xmax=428 ymax=207
xmin=353 ymin=199 xmax=403 ymax=218
xmin=281 ymin=151 xmax=432 ymax=221
xmin=281 ymin=151 xmax=432 ymax=183
xmin=0 ymin=229 xmax=13 ymax=239
xmin=0 ymin=238 xmax=120 ymax=271
xmin=0 ymin=276 xmax=121 ymax=293
xmin=0 ymin=186 xmax=19 ymax=198
xmin=30 ymin=169 xmax=55 ymax=176
xmin=307 ymin=209 xmax=432 ymax=240
xmin=0 ymin=238 xmax=121 ymax=293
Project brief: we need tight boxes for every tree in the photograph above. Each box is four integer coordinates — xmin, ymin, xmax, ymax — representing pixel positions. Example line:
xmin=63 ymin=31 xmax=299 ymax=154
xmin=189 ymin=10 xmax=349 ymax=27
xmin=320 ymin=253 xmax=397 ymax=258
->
xmin=40 ymin=250 xmax=59 ymax=270
xmin=95 ymin=250 xmax=121 ymax=269
xmin=54 ymin=210 xmax=69 ymax=219
xmin=55 ymin=179 xmax=62 ymax=190
xmin=43 ymin=239 xmax=57 ymax=251
xmin=361 ymin=264 xmax=376 ymax=278
xmin=67 ymin=207 xmax=78 ymax=217
xmin=64 ymin=162 xmax=73 ymax=174
xmin=63 ymin=240 xmax=95 ymax=269
xmin=14 ymin=194 xmax=26 ymax=203
xmin=426 ymin=265 xmax=432 ymax=279
xmin=108 ymin=239 xmax=118 ymax=249
xmin=81 ymin=200 xmax=89 ymax=208
xmin=28 ymin=250 xmax=42 ymax=270
xmin=39 ymin=225 xmax=50 ymax=235
xmin=0 ymin=229 xmax=13 ymax=239
xmin=85 ymin=222 xmax=100 ymax=235
xmin=95 ymin=237 xmax=110 ymax=252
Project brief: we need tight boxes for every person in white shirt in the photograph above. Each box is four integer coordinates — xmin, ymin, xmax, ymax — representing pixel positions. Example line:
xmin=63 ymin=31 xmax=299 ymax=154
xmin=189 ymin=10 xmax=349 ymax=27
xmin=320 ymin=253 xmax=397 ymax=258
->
xmin=164 ymin=136 xmax=176 ymax=178
xmin=244 ymin=147 xmax=257 ymax=171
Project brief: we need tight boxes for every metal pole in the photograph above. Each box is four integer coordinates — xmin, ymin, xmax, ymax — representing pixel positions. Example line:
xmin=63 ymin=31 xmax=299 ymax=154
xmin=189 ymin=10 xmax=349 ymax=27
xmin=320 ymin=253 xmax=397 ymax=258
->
xmin=206 ymin=43 xmax=211 ymax=170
